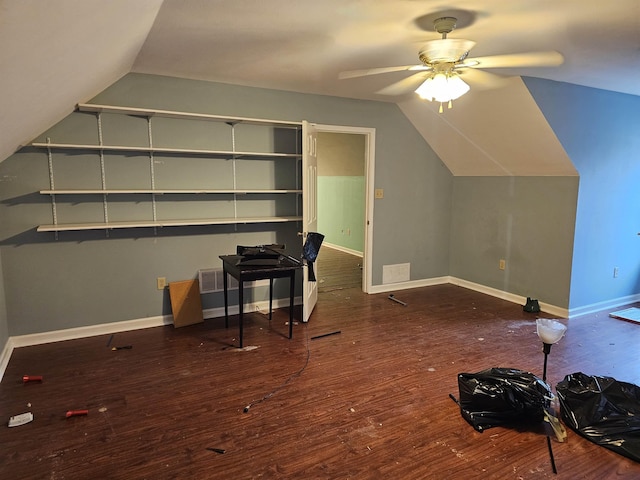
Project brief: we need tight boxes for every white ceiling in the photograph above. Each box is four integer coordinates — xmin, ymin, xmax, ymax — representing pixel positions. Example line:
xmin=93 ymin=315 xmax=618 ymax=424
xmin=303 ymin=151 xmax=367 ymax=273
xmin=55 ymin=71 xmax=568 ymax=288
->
xmin=2 ymin=0 xmax=639 ymax=172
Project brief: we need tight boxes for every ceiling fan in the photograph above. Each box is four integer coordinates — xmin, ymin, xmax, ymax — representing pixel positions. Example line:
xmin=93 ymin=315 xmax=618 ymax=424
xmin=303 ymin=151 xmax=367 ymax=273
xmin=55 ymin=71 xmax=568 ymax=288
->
xmin=340 ymin=16 xmax=563 ymax=111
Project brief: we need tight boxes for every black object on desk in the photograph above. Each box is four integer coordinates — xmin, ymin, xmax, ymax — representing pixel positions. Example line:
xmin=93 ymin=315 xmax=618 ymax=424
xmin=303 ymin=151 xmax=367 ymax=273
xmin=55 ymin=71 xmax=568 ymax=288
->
xmin=219 ymin=253 xmax=302 ymax=348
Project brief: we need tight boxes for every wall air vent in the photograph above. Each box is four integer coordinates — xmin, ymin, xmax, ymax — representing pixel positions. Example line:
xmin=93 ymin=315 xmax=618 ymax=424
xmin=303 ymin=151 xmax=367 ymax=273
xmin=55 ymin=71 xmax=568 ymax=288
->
xmin=198 ymin=268 xmax=238 ymax=293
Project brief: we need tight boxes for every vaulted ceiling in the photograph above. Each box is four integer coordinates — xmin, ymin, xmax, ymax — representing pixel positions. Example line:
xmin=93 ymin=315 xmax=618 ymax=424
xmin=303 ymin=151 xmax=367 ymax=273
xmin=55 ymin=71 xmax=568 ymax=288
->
xmin=2 ymin=0 xmax=638 ymax=175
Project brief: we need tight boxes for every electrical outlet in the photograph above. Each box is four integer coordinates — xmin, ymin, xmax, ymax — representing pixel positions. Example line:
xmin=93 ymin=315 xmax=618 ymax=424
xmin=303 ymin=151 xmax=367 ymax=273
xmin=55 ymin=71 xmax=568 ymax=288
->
xmin=499 ymin=259 xmax=506 ymax=270
xmin=157 ymin=277 xmax=167 ymax=290
xmin=375 ymin=188 xmax=384 ymax=199
xmin=613 ymin=267 xmax=619 ymax=278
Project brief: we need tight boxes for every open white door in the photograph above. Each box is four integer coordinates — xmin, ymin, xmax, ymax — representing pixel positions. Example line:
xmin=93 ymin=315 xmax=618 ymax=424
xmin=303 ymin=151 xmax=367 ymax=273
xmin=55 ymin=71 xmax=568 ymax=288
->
xmin=302 ymin=121 xmax=318 ymax=322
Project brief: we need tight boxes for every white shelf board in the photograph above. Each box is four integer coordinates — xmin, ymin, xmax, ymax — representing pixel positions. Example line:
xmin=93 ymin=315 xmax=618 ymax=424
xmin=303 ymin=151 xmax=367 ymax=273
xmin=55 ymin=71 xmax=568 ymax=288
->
xmin=31 ymin=142 xmax=301 ymax=159
xmin=40 ymin=189 xmax=303 ymax=195
xmin=37 ymin=216 xmax=303 ymax=232
xmin=77 ymin=103 xmax=302 ymax=128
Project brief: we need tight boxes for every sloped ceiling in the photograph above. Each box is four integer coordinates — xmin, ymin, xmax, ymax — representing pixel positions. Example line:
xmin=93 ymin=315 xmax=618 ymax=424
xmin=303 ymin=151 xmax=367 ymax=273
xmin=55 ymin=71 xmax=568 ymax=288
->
xmin=398 ymin=77 xmax=577 ymax=176
xmin=1 ymin=0 xmax=639 ymax=175
xmin=0 ymin=0 xmax=163 ymax=163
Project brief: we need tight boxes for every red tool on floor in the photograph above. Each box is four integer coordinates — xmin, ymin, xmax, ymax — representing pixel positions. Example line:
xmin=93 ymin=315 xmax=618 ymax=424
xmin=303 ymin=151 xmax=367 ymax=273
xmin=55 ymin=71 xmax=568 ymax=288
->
xmin=65 ymin=409 xmax=89 ymax=418
xmin=22 ymin=375 xmax=43 ymax=383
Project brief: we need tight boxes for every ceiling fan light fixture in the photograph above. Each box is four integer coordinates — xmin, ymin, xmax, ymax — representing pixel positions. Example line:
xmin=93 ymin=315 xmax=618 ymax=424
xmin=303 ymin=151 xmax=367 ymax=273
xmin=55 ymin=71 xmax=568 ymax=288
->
xmin=415 ymin=72 xmax=470 ymax=109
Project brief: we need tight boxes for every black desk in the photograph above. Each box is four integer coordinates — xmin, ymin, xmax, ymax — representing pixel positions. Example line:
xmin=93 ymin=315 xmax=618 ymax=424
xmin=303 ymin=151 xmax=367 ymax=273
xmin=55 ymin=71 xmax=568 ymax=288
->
xmin=219 ymin=255 xmax=302 ymax=348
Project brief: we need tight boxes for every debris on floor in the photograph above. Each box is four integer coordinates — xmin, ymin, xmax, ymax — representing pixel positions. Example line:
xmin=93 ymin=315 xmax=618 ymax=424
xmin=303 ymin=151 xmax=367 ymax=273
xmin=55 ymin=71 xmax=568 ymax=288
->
xmin=388 ymin=294 xmax=407 ymax=306
xmin=206 ymin=447 xmax=226 ymax=454
xmin=111 ymin=345 xmax=132 ymax=351
xmin=233 ymin=345 xmax=259 ymax=352
xmin=65 ymin=409 xmax=89 ymax=418
xmin=8 ymin=412 xmax=33 ymax=427
xmin=311 ymin=331 xmax=341 ymax=340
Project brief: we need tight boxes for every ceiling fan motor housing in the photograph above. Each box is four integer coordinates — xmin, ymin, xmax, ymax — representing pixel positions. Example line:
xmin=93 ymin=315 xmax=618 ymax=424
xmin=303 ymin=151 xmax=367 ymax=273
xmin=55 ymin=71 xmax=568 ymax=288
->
xmin=419 ymin=39 xmax=475 ymax=65
xmin=434 ymin=16 xmax=458 ymax=35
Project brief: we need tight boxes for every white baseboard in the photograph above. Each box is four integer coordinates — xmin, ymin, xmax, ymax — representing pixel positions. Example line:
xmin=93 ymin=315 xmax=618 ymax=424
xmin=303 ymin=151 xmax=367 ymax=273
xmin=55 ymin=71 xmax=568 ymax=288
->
xmin=0 ymin=315 xmax=170 ymax=381
xmin=8 ymin=281 xmax=634 ymax=381
xmin=322 ymin=242 xmax=363 ymax=257
xmin=567 ymin=293 xmax=640 ymax=318
xmin=0 ymin=296 xmax=304 ymax=381
xmin=367 ymin=276 xmax=449 ymax=294
xmin=449 ymin=277 xmax=569 ymax=318
xmin=203 ymin=296 xmax=303 ymax=320
xmin=9 ymin=315 xmax=173 ymax=349
xmin=367 ymin=275 xmax=570 ymax=318
xmin=0 ymin=337 xmax=15 ymax=383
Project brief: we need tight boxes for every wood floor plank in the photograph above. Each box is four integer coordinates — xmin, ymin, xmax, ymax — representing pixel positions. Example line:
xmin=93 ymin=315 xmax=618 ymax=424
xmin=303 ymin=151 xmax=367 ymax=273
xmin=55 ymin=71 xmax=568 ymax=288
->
xmin=317 ymin=246 xmax=362 ymax=292
xmin=2 ymin=279 xmax=640 ymax=478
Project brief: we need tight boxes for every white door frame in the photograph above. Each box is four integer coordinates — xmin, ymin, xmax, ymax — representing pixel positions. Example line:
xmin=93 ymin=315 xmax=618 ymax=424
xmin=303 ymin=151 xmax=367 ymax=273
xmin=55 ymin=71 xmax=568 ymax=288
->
xmin=313 ymin=123 xmax=375 ymax=293
xmin=302 ymin=121 xmax=319 ymax=322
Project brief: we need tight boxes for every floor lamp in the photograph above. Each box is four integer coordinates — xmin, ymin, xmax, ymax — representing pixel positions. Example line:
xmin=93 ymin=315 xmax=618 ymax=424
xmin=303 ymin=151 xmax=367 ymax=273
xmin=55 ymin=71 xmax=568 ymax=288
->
xmin=536 ymin=318 xmax=568 ymax=474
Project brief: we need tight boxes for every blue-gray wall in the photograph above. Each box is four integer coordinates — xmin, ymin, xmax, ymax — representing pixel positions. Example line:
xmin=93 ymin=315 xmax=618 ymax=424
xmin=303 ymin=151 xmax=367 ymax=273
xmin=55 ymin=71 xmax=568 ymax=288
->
xmin=524 ymin=78 xmax=640 ymax=310
xmin=0 ymin=252 xmax=7 ymax=350
xmin=0 ymin=73 xmax=450 ymax=336
xmin=450 ymin=176 xmax=578 ymax=307
xmin=2 ymin=72 xmax=634 ymax=342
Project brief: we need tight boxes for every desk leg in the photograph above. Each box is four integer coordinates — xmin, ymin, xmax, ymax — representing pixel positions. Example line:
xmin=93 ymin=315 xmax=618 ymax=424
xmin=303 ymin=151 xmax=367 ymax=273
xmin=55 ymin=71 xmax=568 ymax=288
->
xmin=223 ymin=266 xmax=229 ymax=329
xmin=239 ymin=280 xmax=244 ymax=348
xmin=289 ymin=270 xmax=295 ymax=339
xmin=269 ymin=278 xmax=273 ymax=320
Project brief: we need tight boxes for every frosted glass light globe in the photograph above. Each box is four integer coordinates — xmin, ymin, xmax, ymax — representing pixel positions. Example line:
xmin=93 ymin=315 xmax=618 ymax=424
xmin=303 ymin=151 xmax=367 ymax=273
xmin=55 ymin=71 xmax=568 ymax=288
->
xmin=536 ymin=318 xmax=567 ymax=344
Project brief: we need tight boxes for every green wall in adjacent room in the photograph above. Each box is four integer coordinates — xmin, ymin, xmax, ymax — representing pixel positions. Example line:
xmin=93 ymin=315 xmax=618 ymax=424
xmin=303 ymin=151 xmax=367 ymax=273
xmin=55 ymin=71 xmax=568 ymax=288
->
xmin=317 ymin=132 xmax=365 ymax=253
xmin=318 ymin=176 xmax=365 ymax=253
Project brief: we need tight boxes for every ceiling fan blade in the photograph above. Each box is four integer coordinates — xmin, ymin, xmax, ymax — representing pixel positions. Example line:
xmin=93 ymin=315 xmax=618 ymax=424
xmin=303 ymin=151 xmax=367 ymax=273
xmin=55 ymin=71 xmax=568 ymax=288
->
xmin=376 ymin=72 xmax=430 ymax=96
xmin=467 ymin=51 xmax=564 ymax=69
xmin=456 ymin=68 xmax=509 ymax=90
xmin=339 ymin=65 xmax=429 ymax=80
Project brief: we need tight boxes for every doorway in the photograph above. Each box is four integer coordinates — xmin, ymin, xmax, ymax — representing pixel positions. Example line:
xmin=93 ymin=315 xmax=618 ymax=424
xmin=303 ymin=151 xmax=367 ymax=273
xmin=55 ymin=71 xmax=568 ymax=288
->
xmin=312 ymin=125 xmax=375 ymax=294
xmin=317 ymin=247 xmax=363 ymax=292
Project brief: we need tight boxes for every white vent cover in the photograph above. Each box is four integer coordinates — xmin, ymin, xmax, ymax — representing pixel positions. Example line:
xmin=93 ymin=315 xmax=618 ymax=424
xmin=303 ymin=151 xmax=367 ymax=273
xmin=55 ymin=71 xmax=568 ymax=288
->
xmin=198 ymin=268 xmax=238 ymax=293
xmin=382 ymin=263 xmax=410 ymax=284
xmin=198 ymin=268 xmax=270 ymax=293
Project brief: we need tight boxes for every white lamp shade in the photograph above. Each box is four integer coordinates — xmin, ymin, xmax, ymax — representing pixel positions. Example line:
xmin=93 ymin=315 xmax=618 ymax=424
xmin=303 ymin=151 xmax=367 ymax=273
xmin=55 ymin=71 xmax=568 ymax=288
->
xmin=536 ymin=318 xmax=567 ymax=344
xmin=415 ymin=72 xmax=469 ymax=102
xmin=415 ymin=77 xmax=436 ymax=101
xmin=446 ymin=74 xmax=470 ymax=100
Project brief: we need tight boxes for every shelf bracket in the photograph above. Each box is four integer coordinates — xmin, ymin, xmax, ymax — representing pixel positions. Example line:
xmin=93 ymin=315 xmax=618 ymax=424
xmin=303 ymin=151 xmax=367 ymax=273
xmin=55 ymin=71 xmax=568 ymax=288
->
xmin=97 ymin=113 xmax=110 ymax=238
xmin=231 ymin=123 xmax=238 ymax=231
xmin=45 ymin=137 xmax=59 ymax=240
xmin=147 ymin=116 xmax=158 ymax=235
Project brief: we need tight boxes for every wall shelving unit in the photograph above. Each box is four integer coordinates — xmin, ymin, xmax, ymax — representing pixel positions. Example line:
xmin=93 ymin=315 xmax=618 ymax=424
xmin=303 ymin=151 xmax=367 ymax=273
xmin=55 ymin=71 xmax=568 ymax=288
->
xmin=33 ymin=103 xmax=303 ymax=233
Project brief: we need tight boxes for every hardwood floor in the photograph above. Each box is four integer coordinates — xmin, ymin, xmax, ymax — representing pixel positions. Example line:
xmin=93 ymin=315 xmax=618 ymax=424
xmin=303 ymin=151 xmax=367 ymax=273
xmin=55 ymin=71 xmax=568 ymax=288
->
xmin=2 ymin=282 xmax=640 ymax=479
xmin=317 ymin=246 xmax=362 ymax=292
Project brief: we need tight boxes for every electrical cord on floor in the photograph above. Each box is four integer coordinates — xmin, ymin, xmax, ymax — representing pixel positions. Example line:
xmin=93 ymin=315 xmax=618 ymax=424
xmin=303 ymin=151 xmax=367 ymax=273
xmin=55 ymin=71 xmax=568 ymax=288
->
xmin=243 ymin=326 xmax=311 ymax=413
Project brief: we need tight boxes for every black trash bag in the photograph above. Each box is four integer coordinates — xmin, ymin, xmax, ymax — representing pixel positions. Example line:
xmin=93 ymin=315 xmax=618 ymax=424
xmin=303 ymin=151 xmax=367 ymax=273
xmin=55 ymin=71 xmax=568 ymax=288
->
xmin=457 ymin=367 xmax=551 ymax=432
xmin=523 ymin=297 xmax=541 ymax=313
xmin=302 ymin=232 xmax=324 ymax=281
xmin=557 ymin=372 xmax=640 ymax=463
